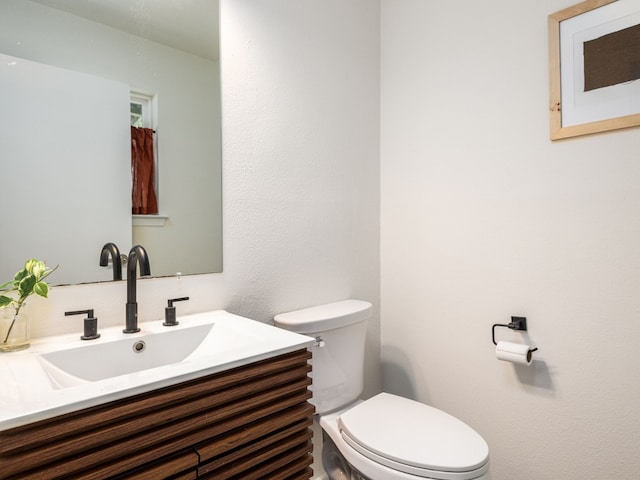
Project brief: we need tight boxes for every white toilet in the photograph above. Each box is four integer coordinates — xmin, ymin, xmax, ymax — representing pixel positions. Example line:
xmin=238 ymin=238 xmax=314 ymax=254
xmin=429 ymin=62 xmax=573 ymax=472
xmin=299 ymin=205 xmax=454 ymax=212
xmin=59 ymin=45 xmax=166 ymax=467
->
xmin=274 ymin=299 xmax=490 ymax=480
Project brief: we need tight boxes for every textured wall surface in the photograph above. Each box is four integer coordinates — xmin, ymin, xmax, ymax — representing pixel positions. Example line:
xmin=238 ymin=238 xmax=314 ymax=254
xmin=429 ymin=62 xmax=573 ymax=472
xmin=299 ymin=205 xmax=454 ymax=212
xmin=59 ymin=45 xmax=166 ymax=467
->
xmin=380 ymin=1 xmax=640 ymax=479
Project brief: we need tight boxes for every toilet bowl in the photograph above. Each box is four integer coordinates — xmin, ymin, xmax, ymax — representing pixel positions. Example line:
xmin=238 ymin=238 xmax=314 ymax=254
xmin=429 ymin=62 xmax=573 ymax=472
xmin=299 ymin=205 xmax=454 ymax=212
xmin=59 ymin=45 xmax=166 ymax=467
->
xmin=274 ymin=300 xmax=490 ymax=480
xmin=321 ymin=395 xmax=489 ymax=480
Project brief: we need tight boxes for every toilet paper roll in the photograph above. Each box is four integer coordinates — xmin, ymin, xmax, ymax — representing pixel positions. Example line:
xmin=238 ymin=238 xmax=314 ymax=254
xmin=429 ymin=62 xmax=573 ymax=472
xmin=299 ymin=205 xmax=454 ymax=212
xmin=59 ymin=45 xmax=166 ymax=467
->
xmin=496 ymin=341 xmax=534 ymax=365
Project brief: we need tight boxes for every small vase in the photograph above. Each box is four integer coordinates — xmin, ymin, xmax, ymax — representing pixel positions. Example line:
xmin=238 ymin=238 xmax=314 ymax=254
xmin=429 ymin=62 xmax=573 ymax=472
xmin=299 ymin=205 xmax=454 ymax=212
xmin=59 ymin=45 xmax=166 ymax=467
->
xmin=0 ymin=305 xmax=30 ymax=352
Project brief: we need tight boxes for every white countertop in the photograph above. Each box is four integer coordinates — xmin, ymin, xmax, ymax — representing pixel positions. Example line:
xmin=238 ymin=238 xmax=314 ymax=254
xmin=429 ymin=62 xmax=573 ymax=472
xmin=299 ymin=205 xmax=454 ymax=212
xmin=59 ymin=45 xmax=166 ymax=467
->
xmin=0 ymin=310 xmax=315 ymax=431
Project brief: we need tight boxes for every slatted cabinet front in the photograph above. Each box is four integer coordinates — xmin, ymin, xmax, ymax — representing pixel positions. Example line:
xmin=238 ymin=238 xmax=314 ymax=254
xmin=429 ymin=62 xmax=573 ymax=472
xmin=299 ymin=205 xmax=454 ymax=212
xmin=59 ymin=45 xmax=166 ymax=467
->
xmin=0 ymin=349 xmax=313 ymax=479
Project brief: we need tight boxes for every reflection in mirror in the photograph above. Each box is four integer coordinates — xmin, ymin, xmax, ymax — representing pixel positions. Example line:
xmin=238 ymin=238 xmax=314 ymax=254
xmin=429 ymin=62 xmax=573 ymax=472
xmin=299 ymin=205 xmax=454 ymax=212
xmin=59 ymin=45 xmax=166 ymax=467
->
xmin=0 ymin=0 xmax=222 ymax=286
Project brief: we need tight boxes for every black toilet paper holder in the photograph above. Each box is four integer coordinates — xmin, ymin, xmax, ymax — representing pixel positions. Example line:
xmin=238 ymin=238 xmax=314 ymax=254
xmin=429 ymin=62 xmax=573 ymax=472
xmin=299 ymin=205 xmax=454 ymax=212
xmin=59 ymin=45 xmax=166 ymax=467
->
xmin=492 ymin=316 xmax=538 ymax=352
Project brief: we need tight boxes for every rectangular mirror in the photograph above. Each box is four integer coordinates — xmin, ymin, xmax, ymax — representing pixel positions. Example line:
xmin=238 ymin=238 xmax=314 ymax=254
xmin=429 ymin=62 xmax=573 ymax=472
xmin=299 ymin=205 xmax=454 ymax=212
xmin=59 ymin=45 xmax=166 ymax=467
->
xmin=0 ymin=0 xmax=222 ymax=285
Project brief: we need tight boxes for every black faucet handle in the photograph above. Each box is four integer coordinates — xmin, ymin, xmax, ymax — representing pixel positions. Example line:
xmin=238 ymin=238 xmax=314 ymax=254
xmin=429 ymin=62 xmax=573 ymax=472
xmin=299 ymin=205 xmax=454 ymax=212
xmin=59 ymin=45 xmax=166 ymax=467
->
xmin=65 ymin=309 xmax=101 ymax=340
xmin=168 ymin=297 xmax=190 ymax=308
xmin=164 ymin=297 xmax=190 ymax=326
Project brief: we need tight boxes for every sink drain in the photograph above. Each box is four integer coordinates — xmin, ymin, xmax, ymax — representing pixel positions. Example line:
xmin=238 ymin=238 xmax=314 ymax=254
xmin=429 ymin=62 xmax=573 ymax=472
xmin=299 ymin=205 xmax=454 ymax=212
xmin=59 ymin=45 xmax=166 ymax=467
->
xmin=132 ymin=340 xmax=146 ymax=353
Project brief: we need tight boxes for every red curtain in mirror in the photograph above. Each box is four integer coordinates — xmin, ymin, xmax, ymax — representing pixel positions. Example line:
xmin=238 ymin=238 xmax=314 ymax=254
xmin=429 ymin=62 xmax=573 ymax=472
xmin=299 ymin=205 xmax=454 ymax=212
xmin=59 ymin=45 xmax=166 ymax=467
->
xmin=131 ymin=126 xmax=158 ymax=214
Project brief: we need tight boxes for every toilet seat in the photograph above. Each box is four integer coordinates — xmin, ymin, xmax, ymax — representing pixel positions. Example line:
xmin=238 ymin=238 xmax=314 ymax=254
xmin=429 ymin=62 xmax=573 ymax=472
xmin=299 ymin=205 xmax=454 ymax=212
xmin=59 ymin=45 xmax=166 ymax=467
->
xmin=338 ymin=393 xmax=489 ymax=480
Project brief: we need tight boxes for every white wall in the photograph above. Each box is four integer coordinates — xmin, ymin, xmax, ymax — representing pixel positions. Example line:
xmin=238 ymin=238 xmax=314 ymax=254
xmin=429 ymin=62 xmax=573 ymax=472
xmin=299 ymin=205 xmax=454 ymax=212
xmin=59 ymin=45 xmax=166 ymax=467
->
xmin=220 ymin=0 xmax=381 ymax=397
xmin=381 ymin=1 xmax=640 ymax=479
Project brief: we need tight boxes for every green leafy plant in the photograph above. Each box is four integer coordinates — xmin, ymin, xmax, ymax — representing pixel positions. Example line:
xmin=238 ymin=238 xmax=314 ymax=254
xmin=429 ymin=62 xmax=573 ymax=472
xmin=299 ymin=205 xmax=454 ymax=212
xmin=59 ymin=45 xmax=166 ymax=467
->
xmin=0 ymin=259 xmax=58 ymax=344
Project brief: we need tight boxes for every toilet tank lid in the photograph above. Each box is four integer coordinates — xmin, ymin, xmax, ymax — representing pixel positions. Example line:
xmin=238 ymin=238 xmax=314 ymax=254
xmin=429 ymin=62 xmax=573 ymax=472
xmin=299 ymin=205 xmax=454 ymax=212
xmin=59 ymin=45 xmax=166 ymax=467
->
xmin=274 ymin=299 xmax=372 ymax=333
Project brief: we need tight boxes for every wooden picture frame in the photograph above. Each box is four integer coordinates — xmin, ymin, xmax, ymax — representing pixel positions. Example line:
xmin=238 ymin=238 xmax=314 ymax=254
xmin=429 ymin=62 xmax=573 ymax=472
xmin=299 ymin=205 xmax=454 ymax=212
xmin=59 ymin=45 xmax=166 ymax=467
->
xmin=548 ymin=0 xmax=640 ymax=140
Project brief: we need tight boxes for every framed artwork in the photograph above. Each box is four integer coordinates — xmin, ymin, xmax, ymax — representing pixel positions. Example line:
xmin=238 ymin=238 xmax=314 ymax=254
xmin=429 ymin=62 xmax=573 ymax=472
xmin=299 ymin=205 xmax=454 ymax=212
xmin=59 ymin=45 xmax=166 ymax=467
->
xmin=548 ymin=0 xmax=640 ymax=140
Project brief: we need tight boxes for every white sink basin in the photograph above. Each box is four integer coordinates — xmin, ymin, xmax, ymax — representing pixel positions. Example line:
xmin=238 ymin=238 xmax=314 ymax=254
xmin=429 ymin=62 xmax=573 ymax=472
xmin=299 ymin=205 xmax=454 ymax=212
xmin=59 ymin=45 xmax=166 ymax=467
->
xmin=0 ymin=310 xmax=315 ymax=431
xmin=39 ymin=323 xmax=214 ymax=387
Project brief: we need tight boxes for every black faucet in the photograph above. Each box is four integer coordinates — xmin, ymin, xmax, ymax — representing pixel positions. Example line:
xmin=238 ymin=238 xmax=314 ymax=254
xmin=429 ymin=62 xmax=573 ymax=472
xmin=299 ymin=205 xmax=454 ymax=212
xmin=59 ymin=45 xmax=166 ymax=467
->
xmin=124 ymin=245 xmax=151 ymax=334
xmin=99 ymin=242 xmax=123 ymax=281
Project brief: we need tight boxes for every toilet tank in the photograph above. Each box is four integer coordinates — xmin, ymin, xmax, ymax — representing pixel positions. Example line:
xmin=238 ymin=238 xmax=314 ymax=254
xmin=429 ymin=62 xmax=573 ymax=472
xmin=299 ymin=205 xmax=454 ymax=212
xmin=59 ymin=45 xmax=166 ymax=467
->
xmin=274 ymin=300 xmax=372 ymax=414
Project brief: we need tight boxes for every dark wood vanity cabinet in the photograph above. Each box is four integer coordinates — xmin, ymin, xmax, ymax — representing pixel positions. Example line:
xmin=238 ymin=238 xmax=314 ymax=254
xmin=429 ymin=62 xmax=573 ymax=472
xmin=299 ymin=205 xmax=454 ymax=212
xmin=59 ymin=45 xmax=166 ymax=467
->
xmin=0 ymin=349 xmax=314 ymax=479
